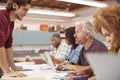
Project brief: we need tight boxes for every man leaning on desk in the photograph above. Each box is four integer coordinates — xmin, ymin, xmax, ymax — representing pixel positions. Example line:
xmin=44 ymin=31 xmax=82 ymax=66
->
xmin=0 ymin=0 xmax=31 ymax=78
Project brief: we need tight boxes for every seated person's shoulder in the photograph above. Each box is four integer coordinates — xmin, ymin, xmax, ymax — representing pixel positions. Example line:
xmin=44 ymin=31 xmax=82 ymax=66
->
xmin=61 ymin=42 xmax=71 ymax=48
xmin=93 ymin=39 xmax=108 ymax=52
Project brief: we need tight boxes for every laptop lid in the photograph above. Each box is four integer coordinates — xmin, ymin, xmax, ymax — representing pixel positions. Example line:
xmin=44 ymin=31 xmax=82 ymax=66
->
xmin=40 ymin=53 xmax=47 ymax=62
xmin=44 ymin=52 xmax=74 ymax=73
xmin=86 ymin=53 xmax=120 ymax=80
xmin=44 ymin=52 xmax=57 ymax=72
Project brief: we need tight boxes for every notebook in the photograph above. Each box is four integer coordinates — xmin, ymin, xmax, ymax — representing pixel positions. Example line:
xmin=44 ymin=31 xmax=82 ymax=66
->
xmin=86 ymin=53 xmax=120 ymax=80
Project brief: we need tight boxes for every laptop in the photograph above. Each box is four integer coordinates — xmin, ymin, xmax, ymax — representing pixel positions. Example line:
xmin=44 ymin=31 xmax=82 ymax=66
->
xmin=42 ymin=52 xmax=89 ymax=79
xmin=39 ymin=53 xmax=47 ymax=62
xmin=86 ymin=53 xmax=120 ymax=80
xmin=44 ymin=52 xmax=72 ymax=73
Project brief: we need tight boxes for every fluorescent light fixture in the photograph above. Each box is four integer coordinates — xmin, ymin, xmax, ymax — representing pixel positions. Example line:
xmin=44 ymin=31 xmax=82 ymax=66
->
xmin=57 ymin=0 xmax=107 ymax=7
xmin=28 ymin=9 xmax=75 ymax=17
xmin=0 ymin=6 xmax=75 ymax=17
xmin=0 ymin=6 xmax=5 ymax=9
xmin=0 ymin=7 xmax=5 ymax=9
xmin=24 ymin=17 xmax=65 ymax=22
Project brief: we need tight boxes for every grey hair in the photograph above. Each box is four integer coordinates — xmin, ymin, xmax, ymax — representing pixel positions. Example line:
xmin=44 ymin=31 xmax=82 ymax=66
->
xmin=76 ymin=20 xmax=94 ymax=38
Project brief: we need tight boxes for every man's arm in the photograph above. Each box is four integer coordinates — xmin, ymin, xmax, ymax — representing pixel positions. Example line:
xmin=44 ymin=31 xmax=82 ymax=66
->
xmin=72 ymin=65 xmax=91 ymax=72
xmin=6 ymin=47 xmax=22 ymax=71
xmin=6 ymin=47 xmax=15 ymax=70
xmin=66 ymin=65 xmax=93 ymax=77
xmin=0 ymin=47 xmax=27 ymax=77
xmin=0 ymin=47 xmax=11 ymax=74
xmin=60 ymin=64 xmax=91 ymax=72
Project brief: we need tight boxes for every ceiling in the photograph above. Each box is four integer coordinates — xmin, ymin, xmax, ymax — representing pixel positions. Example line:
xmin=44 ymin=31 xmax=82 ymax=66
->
xmin=0 ymin=0 xmax=117 ymax=21
xmin=31 ymin=0 xmax=85 ymax=11
xmin=0 ymin=0 xmax=112 ymax=11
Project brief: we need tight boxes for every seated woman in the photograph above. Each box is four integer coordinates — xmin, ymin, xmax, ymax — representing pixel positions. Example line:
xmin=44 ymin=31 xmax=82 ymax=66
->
xmin=65 ymin=27 xmax=83 ymax=64
xmin=89 ymin=4 xmax=120 ymax=80
xmin=57 ymin=27 xmax=82 ymax=70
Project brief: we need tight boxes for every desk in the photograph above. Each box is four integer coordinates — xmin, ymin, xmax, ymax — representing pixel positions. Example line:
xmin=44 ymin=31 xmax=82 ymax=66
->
xmin=2 ymin=62 xmax=69 ymax=80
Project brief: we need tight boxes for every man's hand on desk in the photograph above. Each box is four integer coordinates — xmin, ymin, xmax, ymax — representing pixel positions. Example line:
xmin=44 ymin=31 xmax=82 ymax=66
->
xmin=6 ymin=71 xmax=27 ymax=77
xmin=33 ymin=59 xmax=47 ymax=64
xmin=12 ymin=66 xmax=23 ymax=71
xmin=11 ymin=64 xmax=32 ymax=71
xmin=56 ymin=63 xmax=74 ymax=71
xmin=51 ymin=56 xmax=63 ymax=64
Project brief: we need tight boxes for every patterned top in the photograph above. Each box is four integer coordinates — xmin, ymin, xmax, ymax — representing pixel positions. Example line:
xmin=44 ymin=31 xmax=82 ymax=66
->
xmin=50 ymin=42 xmax=71 ymax=61
xmin=66 ymin=45 xmax=83 ymax=64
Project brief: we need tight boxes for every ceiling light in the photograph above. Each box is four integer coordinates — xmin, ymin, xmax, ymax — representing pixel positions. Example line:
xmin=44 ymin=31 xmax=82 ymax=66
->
xmin=57 ymin=0 xmax=107 ymax=7
xmin=0 ymin=7 xmax=5 ymax=9
xmin=0 ymin=6 xmax=75 ymax=17
xmin=24 ymin=17 xmax=65 ymax=22
xmin=0 ymin=6 xmax=5 ymax=9
xmin=28 ymin=9 xmax=75 ymax=17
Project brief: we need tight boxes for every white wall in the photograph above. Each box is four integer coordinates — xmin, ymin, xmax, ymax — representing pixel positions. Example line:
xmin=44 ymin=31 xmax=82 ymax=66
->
xmin=14 ymin=8 xmax=96 ymax=30
xmin=65 ymin=7 xmax=97 ymax=27
xmin=15 ymin=14 xmax=71 ymax=31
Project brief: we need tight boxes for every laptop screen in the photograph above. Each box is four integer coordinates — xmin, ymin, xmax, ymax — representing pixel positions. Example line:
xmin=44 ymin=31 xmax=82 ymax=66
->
xmin=86 ymin=53 xmax=120 ymax=80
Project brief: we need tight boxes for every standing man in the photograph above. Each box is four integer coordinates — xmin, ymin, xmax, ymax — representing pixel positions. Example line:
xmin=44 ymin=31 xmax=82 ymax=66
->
xmin=0 ymin=0 xmax=31 ymax=77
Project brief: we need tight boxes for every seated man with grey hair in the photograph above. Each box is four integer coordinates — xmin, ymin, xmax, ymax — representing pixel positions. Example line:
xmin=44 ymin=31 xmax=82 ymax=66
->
xmin=57 ymin=21 xmax=108 ymax=79
xmin=50 ymin=33 xmax=71 ymax=64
